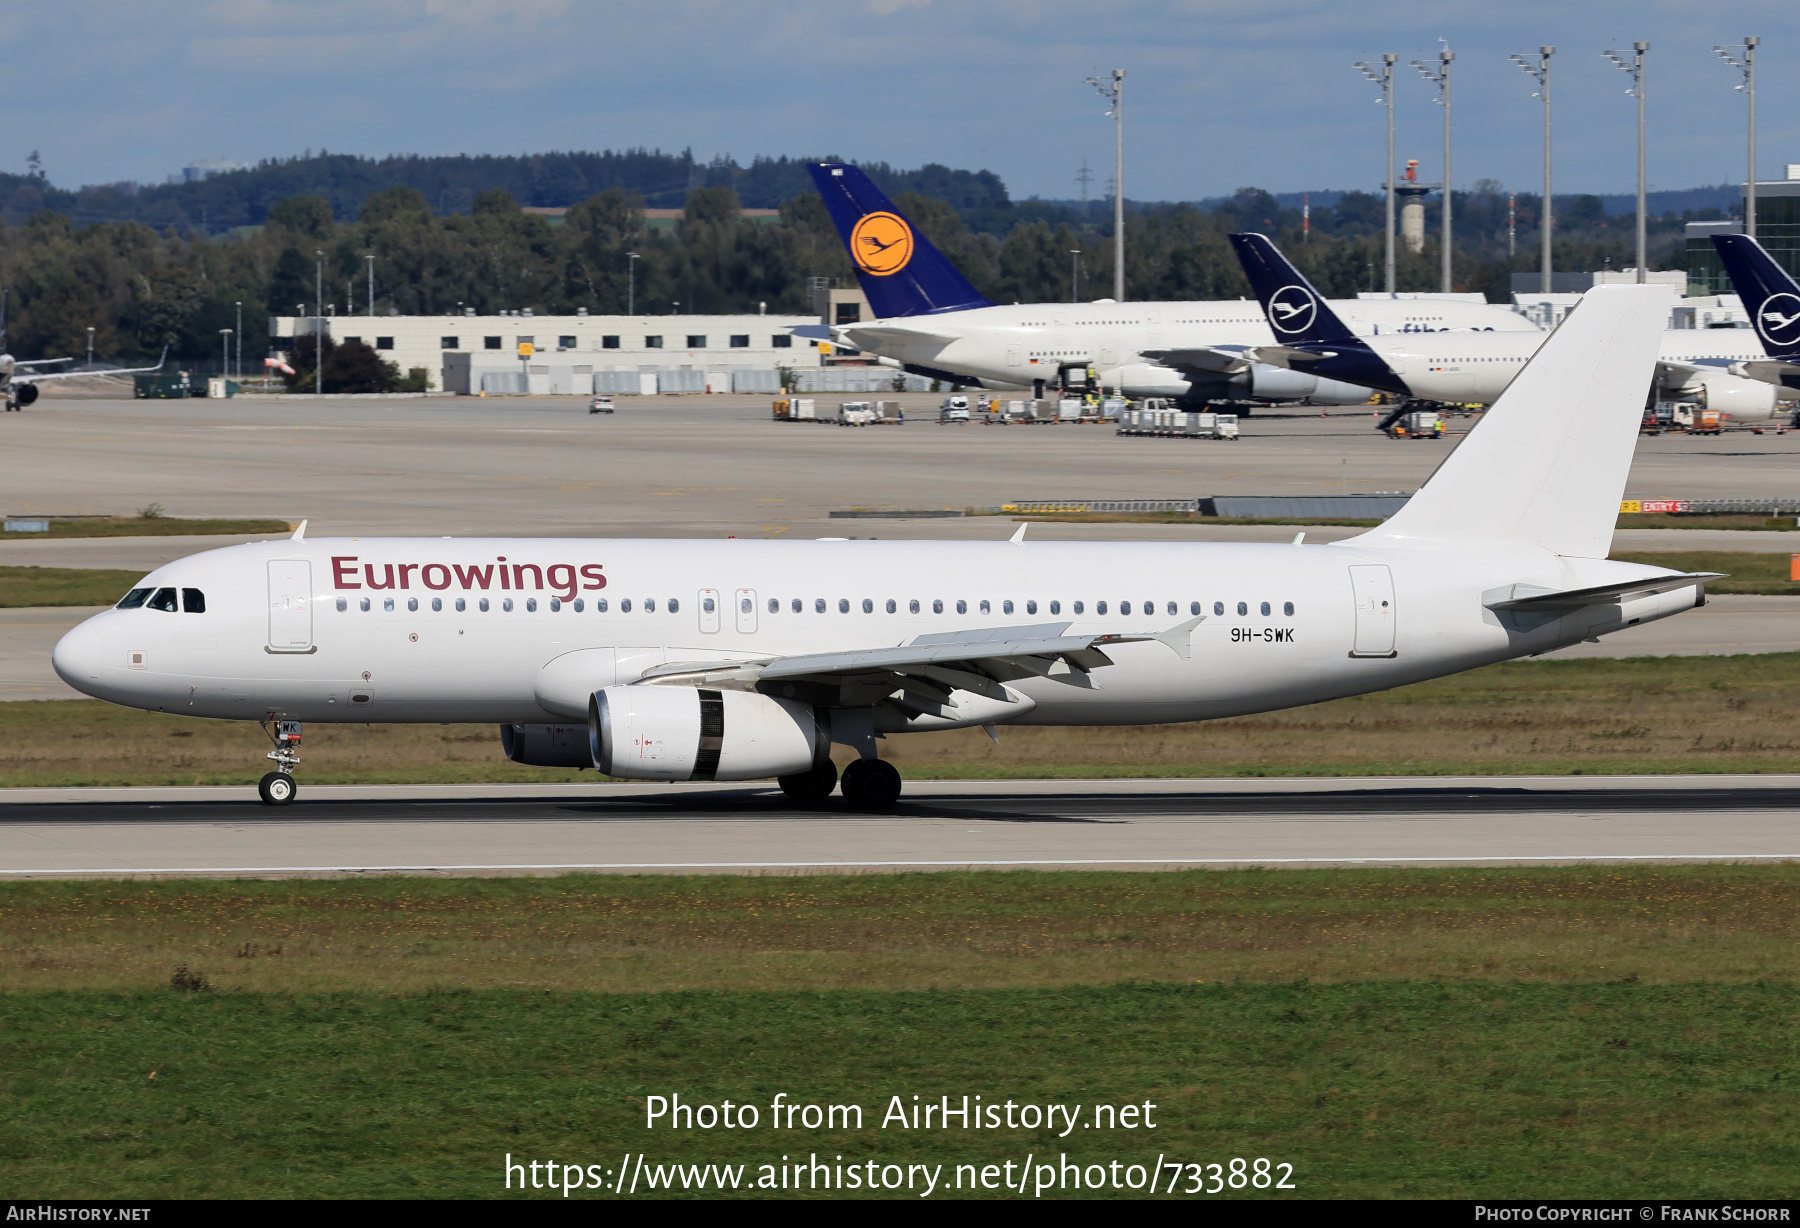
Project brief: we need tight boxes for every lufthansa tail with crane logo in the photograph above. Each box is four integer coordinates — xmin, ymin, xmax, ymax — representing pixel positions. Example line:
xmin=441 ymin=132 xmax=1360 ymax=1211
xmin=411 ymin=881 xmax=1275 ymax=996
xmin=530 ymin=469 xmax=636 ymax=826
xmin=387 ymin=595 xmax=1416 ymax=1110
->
xmin=807 ymin=163 xmax=993 ymax=318
xmin=1228 ymin=232 xmax=1411 ymax=398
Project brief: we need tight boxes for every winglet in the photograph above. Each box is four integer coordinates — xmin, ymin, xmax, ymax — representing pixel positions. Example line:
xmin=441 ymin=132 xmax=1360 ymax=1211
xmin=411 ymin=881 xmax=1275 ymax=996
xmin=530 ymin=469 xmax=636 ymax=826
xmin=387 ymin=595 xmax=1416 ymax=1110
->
xmin=1152 ymin=615 xmax=1206 ymax=659
xmin=291 ymin=520 xmax=307 ymax=541
xmin=1010 ymin=522 xmax=1028 ymax=543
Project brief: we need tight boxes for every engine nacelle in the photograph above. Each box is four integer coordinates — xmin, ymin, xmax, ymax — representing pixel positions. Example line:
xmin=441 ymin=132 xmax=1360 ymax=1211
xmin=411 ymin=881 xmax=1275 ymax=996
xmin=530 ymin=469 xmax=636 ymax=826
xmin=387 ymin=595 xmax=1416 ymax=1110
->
xmin=500 ymin=722 xmax=591 ymax=768
xmin=13 ymin=382 xmax=38 ymax=406
xmin=1687 ymin=371 xmax=1778 ymax=421
xmin=1230 ymin=363 xmax=1370 ymax=406
xmin=589 ymin=685 xmax=821 ymax=781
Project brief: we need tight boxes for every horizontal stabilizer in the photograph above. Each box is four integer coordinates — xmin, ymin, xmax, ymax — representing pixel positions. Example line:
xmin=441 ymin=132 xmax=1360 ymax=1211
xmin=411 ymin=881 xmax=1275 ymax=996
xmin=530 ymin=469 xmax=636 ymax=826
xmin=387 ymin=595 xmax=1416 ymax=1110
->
xmin=1483 ymin=572 xmax=1723 ymax=611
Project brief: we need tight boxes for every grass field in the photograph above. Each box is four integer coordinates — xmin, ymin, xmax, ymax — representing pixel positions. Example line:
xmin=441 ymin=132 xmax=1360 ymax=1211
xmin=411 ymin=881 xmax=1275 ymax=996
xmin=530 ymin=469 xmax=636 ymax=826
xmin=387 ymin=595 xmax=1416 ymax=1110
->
xmin=7 ymin=652 xmax=1800 ymax=787
xmin=0 ymin=516 xmax=292 ymax=540
xmin=0 ymin=567 xmax=142 ymax=608
xmin=3 ymin=868 xmax=1798 ymax=1198
xmin=4 ymin=867 xmax=1793 ymax=994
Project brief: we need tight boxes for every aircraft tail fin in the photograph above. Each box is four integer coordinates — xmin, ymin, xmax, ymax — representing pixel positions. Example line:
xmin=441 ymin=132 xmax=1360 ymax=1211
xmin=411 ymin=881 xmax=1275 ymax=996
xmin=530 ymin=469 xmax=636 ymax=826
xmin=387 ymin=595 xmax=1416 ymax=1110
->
xmin=1712 ymin=234 xmax=1800 ymax=359
xmin=1228 ymin=232 xmax=1359 ymax=343
xmin=1352 ymin=284 xmax=1672 ymax=559
xmin=806 ymin=164 xmax=993 ymax=318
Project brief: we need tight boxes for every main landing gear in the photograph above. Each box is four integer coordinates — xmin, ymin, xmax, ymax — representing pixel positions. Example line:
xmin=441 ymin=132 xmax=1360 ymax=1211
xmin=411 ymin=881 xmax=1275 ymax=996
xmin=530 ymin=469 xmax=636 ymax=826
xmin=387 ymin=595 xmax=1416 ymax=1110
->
xmin=258 ymin=720 xmax=302 ymax=806
xmin=775 ymin=757 xmax=903 ymax=811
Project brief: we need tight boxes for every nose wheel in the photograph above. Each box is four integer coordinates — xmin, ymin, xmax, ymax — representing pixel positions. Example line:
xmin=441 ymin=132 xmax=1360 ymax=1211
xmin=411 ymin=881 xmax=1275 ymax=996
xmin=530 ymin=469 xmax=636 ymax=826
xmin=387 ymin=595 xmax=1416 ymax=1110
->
xmin=258 ymin=772 xmax=297 ymax=806
xmin=257 ymin=719 xmax=303 ymax=806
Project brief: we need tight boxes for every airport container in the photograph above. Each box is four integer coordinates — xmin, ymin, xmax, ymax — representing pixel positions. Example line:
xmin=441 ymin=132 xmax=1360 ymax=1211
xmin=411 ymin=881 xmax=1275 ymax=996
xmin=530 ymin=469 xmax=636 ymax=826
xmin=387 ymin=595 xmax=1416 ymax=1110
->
xmin=874 ymin=400 xmax=903 ymax=423
xmin=772 ymin=399 xmax=792 ymax=419
xmin=1032 ymin=399 xmax=1056 ymax=422
xmin=134 ymin=373 xmax=191 ymax=399
xmin=1057 ymin=398 xmax=1082 ymax=420
xmin=1100 ymin=396 xmax=1127 ymax=420
xmin=793 ymin=398 xmax=816 ymax=420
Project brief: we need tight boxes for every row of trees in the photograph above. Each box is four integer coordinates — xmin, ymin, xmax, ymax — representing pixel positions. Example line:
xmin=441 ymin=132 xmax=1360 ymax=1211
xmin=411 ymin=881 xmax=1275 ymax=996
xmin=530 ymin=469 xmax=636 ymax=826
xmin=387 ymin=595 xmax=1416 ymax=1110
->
xmin=0 ymin=179 xmax=1699 ymax=369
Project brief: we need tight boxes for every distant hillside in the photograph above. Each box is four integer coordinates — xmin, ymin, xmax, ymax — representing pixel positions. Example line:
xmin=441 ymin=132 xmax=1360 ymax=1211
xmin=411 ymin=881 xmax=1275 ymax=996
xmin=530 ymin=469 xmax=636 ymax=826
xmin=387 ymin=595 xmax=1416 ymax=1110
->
xmin=0 ymin=149 xmax=1011 ymax=231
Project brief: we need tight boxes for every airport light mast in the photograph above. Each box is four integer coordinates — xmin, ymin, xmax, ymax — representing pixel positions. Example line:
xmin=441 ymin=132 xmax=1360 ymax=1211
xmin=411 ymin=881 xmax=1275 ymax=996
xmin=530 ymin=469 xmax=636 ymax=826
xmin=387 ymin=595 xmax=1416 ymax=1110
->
xmin=1355 ymin=54 xmax=1398 ymax=294
xmin=1510 ymin=47 xmax=1555 ymax=294
xmin=1604 ymin=42 xmax=1649 ymax=283
xmin=625 ymin=251 xmax=639 ymax=316
xmin=314 ymin=251 xmax=323 ymax=399
xmin=1413 ymin=44 xmax=1454 ymax=293
xmin=1714 ymin=36 xmax=1759 ymax=240
xmin=1086 ymin=68 xmax=1126 ymax=301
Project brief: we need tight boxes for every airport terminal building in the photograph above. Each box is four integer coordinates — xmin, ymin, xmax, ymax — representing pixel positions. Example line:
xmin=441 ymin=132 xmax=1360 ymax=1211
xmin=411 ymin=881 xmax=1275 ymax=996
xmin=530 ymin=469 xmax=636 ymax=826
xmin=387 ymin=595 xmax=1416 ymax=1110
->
xmin=271 ymin=311 xmax=832 ymax=395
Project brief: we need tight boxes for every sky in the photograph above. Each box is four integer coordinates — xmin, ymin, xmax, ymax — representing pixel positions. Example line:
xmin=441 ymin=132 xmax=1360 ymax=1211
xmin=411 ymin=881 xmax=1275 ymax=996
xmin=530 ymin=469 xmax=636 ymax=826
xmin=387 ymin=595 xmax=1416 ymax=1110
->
xmin=7 ymin=0 xmax=1797 ymax=204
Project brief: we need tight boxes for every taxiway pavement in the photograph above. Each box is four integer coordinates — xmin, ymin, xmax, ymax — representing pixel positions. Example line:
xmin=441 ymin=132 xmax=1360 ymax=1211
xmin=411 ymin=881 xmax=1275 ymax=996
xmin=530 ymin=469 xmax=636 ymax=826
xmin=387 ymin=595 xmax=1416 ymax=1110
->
xmin=0 ymin=776 xmax=1793 ymax=879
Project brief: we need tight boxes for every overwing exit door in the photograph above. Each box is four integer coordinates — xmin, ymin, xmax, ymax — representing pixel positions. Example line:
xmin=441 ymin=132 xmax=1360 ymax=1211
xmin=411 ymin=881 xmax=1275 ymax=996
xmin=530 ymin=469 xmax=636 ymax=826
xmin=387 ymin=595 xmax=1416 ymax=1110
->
xmin=1348 ymin=565 xmax=1396 ymax=658
xmin=267 ymin=559 xmax=313 ymax=652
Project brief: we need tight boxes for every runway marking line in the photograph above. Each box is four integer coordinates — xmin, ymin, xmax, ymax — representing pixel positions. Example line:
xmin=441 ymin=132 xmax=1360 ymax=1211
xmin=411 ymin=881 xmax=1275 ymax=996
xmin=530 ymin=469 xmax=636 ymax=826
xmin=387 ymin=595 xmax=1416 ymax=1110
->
xmin=6 ymin=853 xmax=1800 ymax=876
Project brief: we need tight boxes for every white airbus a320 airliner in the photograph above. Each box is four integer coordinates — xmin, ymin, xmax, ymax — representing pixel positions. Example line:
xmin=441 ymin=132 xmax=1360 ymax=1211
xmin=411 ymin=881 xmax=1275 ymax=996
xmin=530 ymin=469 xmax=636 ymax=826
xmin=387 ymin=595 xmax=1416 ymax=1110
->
xmin=54 ymin=285 xmax=1710 ymax=809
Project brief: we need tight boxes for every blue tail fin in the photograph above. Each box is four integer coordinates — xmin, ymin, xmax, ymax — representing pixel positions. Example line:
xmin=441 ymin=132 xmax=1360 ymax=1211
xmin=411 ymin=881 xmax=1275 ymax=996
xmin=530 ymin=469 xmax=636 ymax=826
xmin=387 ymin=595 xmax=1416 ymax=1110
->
xmin=1713 ymin=234 xmax=1800 ymax=359
xmin=807 ymin=163 xmax=993 ymax=318
xmin=1228 ymin=232 xmax=1359 ymax=343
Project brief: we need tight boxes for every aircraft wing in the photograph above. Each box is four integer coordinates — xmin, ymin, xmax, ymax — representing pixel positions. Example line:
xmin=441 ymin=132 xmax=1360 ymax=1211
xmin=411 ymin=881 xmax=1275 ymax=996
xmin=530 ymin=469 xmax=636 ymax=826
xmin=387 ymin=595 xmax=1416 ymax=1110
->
xmin=17 ymin=350 xmax=168 ymax=383
xmin=1140 ymin=345 xmax=1253 ymax=376
xmin=1483 ymin=573 xmax=1724 ymax=612
xmin=636 ymin=617 xmax=1207 ymax=707
xmin=1734 ymin=358 xmax=1800 ymax=389
xmin=1248 ymin=344 xmax=1339 ymax=367
xmin=839 ymin=324 xmax=963 ymax=349
xmin=13 ymin=357 xmax=72 ymax=369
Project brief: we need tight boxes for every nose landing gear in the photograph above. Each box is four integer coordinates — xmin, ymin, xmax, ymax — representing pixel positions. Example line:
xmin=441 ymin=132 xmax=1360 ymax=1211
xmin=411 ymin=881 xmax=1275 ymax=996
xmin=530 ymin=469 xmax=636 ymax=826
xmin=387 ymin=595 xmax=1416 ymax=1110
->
xmin=258 ymin=720 xmax=302 ymax=806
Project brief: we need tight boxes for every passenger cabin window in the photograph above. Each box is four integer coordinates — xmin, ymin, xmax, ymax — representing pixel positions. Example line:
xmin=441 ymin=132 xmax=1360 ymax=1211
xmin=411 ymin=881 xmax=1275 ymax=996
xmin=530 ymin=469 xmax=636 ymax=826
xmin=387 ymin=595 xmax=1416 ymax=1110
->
xmin=147 ymin=587 xmax=178 ymax=612
xmin=1284 ymin=602 xmax=1296 ymax=616
xmin=182 ymin=588 xmax=205 ymax=613
xmin=441 ymin=336 xmax=460 ymax=350
xmin=117 ymin=588 xmax=152 ymax=609
xmin=768 ymin=598 xmax=779 ymax=614
xmin=484 ymin=336 xmax=502 ymax=350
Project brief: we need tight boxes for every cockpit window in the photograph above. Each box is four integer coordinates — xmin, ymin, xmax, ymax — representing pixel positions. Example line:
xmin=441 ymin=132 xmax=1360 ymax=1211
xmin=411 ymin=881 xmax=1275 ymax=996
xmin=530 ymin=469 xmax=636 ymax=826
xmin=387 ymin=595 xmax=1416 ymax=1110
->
xmin=181 ymin=588 xmax=206 ymax=614
xmin=116 ymin=588 xmax=152 ymax=609
xmin=146 ymin=587 xmax=179 ymax=612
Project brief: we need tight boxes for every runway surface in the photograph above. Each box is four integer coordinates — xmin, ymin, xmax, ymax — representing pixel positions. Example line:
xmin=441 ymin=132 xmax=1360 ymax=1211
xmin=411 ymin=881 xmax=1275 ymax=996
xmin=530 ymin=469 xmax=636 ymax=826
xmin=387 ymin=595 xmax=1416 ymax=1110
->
xmin=3 ymin=776 xmax=1796 ymax=878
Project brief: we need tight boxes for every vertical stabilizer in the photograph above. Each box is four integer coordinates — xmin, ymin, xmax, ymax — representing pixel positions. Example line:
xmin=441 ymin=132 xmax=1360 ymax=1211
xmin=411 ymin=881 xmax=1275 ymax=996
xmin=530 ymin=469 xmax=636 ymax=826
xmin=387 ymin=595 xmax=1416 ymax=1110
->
xmin=1354 ymin=284 xmax=1671 ymax=559
xmin=806 ymin=164 xmax=993 ymax=318
xmin=1713 ymin=234 xmax=1800 ymax=360
xmin=1228 ymin=232 xmax=1359 ymax=343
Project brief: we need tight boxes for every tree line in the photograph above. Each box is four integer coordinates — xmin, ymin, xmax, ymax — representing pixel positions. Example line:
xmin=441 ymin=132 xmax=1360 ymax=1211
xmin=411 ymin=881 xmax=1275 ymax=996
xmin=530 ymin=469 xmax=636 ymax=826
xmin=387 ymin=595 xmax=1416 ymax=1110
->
xmin=0 ymin=177 xmax=1703 ymax=379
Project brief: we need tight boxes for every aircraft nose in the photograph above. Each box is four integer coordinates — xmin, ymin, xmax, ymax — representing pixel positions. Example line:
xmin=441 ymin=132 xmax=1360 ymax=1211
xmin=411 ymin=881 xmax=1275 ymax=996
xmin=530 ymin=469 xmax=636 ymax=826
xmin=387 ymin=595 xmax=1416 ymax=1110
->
xmin=52 ymin=614 xmax=115 ymax=698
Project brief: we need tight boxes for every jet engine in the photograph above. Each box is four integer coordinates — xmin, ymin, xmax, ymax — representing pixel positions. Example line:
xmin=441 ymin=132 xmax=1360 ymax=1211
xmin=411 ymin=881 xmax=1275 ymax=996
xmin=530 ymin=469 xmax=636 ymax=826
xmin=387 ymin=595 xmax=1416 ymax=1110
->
xmin=500 ymin=722 xmax=591 ymax=768
xmin=13 ymin=383 xmax=38 ymax=407
xmin=1686 ymin=371 xmax=1779 ymax=421
xmin=1227 ymin=364 xmax=1369 ymax=406
xmin=589 ymin=685 xmax=822 ymax=781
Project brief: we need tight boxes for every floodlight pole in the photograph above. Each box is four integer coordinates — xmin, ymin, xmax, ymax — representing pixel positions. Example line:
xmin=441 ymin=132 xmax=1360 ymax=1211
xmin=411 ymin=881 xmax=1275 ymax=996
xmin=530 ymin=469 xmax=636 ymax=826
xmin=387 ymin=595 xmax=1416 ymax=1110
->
xmin=366 ymin=254 xmax=375 ymax=317
xmin=1511 ymin=47 xmax=1556 ymax=293
xmin=1070 ymin=249 xmax=1082 ymax=303
xmin=1714 ymin=37 xmax=1759 ymax=240
xmin=234 ymin=301 xmax=241 ymax=380
xmin=625 ymin=251 xmax=639 ymax=316
xmin=1413 ymin=45 xmax=1454 ymax=292
xmin=314 ymin=250 xmax=324 ymax=398
xmin=1355 ymin=54 xmax=1398 ymax=294
xmin=1605 ymin=42 xmax=1649 ymax=282
xmin=1087 ymin=68 xmax=1126 ymax=300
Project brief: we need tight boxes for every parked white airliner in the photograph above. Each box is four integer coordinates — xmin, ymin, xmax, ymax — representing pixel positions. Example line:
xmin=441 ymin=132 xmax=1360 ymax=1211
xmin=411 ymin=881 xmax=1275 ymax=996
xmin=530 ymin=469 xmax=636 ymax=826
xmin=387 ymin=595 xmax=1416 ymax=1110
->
xmin=1222 ymin=233 xmax=1790 ymax=420
xmin=805 ymin=164 xmax=1540 ymax=407
xmin=53 ymin=286 xmax=1709 ymax=809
